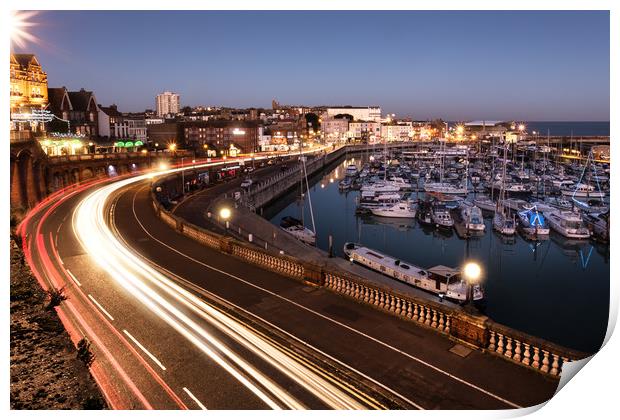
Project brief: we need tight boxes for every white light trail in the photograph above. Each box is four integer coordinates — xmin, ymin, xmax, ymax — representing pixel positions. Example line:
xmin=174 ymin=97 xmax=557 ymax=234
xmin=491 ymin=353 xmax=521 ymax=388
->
xmin=72 ymin=150 xmax=370 ymax=410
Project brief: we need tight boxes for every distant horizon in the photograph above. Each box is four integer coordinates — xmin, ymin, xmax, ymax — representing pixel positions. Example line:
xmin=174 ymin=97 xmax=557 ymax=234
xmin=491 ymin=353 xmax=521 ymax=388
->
xmin=15 ymin=10 xmax=610 ymax=121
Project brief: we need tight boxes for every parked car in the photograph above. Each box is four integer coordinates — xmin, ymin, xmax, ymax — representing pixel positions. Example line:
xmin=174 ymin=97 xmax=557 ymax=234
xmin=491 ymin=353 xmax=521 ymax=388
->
xmin=240 ymin=179 xmax=253 ymax=189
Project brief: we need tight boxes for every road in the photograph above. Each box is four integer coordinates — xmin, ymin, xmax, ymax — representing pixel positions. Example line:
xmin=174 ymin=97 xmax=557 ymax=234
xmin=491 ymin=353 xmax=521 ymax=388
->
xmin=19 ymin=155 xmax=559 ymax=410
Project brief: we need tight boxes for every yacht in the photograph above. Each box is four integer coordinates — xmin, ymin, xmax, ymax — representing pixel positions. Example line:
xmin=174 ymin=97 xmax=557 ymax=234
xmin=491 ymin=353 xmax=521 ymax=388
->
xmin=561 ymin=183 xmax=605 ymax=199
xmin=416 ymin=200 xmax=434 ymax=226
xmin=431 ymin=202 xmax=454 ymax=229
xmin=361 ymin=182 xmax=401 ymax=194
xmin=343 ymin=243 xmax=483 ymax=302
xmin=424 ymin=182 xmax=468 ymax=195
xmin=345 ymin=164 xmax=358 ymax=176
xmin=517 ymin=206 xmax=550 ymax=237
xmin=460 ymin=202 xmax=486 ymax=231
xmin=546 ymin=210 xmax=591 ymax=239
xmin=338 ymin=178 xmax=352 ymax=191
xmin=371 ymin=200 xmax=417 ymax=218
xmin=388 ymin=177 xmax=412 ymax=191
xmin=493 ymin=211 xmax=516 ymax=236
xmin=358 ymin=192 xmax=402 ymax=209
xmin=280 ymin=216 xmax=316 ymax=245
xmin=473 ymin=194 xmax=496 ymax=212
xmin=583 ymin=212 xmax=609 ymax=242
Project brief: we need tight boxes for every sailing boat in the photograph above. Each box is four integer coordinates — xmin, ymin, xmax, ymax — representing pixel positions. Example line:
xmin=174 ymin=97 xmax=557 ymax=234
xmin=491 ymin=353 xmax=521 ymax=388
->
xmin=424 ymin=139 xmax=468 ymax=195
xmin=493 ymin=143 xmax=516 ymax=235
xmin=280 ymin=148 xmax=317 ymax=245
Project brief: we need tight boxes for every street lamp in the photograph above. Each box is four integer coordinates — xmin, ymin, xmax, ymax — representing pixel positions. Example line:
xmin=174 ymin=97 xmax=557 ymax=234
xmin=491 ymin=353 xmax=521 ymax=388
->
xmin=462 ymin=261 xmax=482 ymax=304
xmin=219 ymin=207 xmax=231 ymax=230
xmin=169 ymin=143 xmax=177 ymax=152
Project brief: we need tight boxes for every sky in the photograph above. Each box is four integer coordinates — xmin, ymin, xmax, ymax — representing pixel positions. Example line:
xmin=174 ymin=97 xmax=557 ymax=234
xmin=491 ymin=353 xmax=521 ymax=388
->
xmin=14 ymin=10 xmax=610 ymax=121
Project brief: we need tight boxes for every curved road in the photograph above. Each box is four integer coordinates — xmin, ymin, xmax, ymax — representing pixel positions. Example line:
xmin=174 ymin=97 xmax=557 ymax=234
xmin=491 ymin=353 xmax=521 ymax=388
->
xmin=20 ymin=157 xmax=559 ymax=410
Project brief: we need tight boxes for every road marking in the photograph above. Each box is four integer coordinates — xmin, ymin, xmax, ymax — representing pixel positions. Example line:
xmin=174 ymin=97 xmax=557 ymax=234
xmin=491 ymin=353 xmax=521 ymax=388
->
xmin=128 ymin=186 xmax=521 ymax=409
xmin=123 ymin=330 xmax=167 ymax=371
xmin=182 ymin=387 xmax=208 ymax=410
xmin=88 ymin=294 xmax=115 ymax=321
xmin=65 ymin=268 xmax=82 ymax=287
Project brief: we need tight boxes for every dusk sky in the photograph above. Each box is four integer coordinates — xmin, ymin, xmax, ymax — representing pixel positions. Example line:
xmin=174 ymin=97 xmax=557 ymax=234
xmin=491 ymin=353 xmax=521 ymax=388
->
xmin=16 ymin=10 xmax=610 ymax=121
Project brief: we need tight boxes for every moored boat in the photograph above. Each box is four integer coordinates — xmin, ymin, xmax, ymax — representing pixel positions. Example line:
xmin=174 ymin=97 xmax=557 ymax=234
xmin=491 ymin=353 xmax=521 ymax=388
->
xmin=546 ymin=210 xmax=591 ymax=239
xmin=343 ymin=243 xmax=483 ymax=302
xmin=280 ymin=216 xmax=316 ymax=245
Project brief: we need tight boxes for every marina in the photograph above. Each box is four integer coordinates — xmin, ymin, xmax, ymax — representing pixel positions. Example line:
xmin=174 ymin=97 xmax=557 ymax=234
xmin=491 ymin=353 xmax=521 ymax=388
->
xmin=266 ymin=142 xmax=610 ymax=353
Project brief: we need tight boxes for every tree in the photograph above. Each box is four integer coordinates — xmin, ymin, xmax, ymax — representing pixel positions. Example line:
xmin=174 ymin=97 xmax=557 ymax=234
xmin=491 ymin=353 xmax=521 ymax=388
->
xmin=181 ymin=106 xmax=193 ymax=114
xmin=304 ymin=113 xmax=320 ymax=131
xmin=334 ymin=113 xmax=354 ymax=121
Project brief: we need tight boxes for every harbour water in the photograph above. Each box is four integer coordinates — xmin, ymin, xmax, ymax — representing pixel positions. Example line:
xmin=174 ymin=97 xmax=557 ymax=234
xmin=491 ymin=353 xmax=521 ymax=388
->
xmin=265 ymin=155 xmax=609 ymax=353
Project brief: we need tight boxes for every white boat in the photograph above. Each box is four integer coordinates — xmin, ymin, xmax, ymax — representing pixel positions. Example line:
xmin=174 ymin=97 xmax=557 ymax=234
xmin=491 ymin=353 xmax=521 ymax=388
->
xmin=431 ymin=202 xmax=454 ymax=229
xmin=361 ymin=182 xmax=401 ymax=194
xmin=280 ymin=216 xmax=316 ymax=245
xmin=424 ymin=182 xmax=468 ymax=195
xmin=473 ymin=195 xmax=496 ymax=212
xmin=345 ymin=164 xmax=358 ymax=176
xmin=517 ymin=206 xmax=550 ymax=236
xmin=500 ymin=198 xmax=530 ymax=212
xmin=546 ymin=210 xmax=591 ymax=239
xmin=358 ymin=192 xmax=402 ymax=209
xmin=460 ymin=203 xmax=485 ymax=231
xmin=343 ymin=243 xmax=483 ymax=302
xmin=371 ymin=200 xmax=417 ymax=218
xmin=387 ymin=177 xmax=412 ymax=191
xmin=561 ymin=183 xmax=605 ymax=199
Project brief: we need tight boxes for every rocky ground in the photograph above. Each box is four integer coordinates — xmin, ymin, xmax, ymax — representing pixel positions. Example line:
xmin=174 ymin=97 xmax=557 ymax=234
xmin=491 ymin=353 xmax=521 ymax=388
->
xmin=10 ymin=236 xmax=107 ymax=410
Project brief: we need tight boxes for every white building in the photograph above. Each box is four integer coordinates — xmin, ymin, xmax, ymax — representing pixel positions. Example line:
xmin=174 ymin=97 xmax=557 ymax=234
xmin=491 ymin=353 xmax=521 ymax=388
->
xmin=381 ymin=122 xmax=413 ymax=142
xmin=321 ymin=117 xmax=349 ymax=142
xmin=348 ymin=121 xmax=381 ymax=141
xmin=325 ymin=106 xmax=382 ymax=122
xmin=156 ymin=91 xmax=180 ymax=117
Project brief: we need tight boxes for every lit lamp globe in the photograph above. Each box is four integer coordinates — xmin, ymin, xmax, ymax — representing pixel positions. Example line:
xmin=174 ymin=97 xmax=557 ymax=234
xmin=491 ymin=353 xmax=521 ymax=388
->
xmin=463 ymin=262 xmax=482 ymax=284
xmin=219 ymin=207 xmax=231 ymax=220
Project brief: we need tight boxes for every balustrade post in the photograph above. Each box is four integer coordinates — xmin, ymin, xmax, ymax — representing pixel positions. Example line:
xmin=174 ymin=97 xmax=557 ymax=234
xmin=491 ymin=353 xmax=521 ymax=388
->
xmin=424 ymin=307 xmax=432 ymax=326
xmin=513 ymin=339 xmax=522 ymax=362
xmin=523 ymin=343 xmax=531 ymax=366
xmin=505 ymin=337 xmax=513 ymax=358
xmin=532 ymin=347 xmax=540 ymax=369
xmin=541 ymin=350 xmax=550 ymax=373
xmin=488 ymin=331 xmax=496 ymax=351
xmin=550 ymin=354 xmax=560 ymax=376
xmin=431 ymin=310 xmax=438 ymax=328
xmin=496 ymin=333 xmax=504 ymax=355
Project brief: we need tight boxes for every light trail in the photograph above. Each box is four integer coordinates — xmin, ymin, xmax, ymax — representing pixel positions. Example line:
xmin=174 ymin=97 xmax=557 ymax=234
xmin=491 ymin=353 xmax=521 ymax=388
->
xmin=72 ymin=150 xmax=373 ymax=409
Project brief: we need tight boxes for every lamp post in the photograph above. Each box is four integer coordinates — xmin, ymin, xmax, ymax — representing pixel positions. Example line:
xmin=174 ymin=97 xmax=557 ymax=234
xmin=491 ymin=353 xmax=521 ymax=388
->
xmin=462 ymin=261 xmax=482 ymax=305
xmin=219 ymin=207 xmax=231 ymax=230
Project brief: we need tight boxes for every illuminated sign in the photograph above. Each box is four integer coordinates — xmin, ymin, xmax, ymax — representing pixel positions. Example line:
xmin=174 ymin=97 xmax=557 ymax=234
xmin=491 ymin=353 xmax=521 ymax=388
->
xmin=11 ymin=109 xmax=53 ymax=123
xmin=50 ymin=132 xmax=86 ymax=138
xmin=232 ymin=128 xmax=246 ymax=135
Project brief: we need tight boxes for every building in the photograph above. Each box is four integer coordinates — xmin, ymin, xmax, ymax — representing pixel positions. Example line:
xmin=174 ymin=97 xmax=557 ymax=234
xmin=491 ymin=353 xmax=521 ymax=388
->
xmin=180 ymin=121 xmax=260 ymax=155
xmin=156 ymin=91 xmax=180 ymax=117
xmin=321 ymin=117 xmax=349 ymax=142
xmin=10 ymin=53 xmax=49 ymax=133
xmin=147 ymin=123 xmax=180 ymax=148
xmin=325 ymin=106 xmax=382 ymax=122
xmin=47 ymin=87 xmax=100 ymax=138
xmin=381 ymin=122 xmax=413 ymax=142
xmin=98 ymin=105 xmax=147 ymax=143
xmin=348 ymin=121 xmax=381 ymax=142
